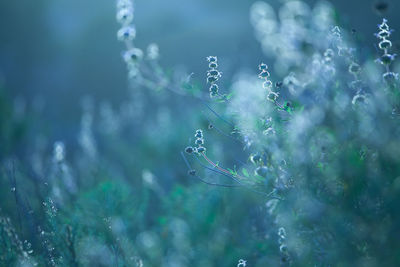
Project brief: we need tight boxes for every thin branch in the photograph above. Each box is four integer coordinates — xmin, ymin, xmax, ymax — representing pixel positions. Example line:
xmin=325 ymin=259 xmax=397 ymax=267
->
xmin=202 ymin=101 xmax=236 ymax=128
xmin=180 ymin=152 xmax=241 ymax=188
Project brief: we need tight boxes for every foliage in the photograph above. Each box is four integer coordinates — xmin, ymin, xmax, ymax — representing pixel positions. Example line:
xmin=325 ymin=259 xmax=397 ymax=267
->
xmin=1 ymin=0 xmax=400 ymax=266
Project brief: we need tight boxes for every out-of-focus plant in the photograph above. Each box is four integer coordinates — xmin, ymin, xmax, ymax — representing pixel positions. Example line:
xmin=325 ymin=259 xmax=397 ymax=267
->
xmin=182 ymin=1 xmax=400 ymax=266
xmin=1 ymin=0 xmax=400 ymax=266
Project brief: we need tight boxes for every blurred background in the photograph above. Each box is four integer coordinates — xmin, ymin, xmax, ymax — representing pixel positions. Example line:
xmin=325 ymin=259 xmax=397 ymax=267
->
xmin=0 ymin=0 xmax=399 ymax=143
xmin=0 ymin=0 xmax=400 ymax=266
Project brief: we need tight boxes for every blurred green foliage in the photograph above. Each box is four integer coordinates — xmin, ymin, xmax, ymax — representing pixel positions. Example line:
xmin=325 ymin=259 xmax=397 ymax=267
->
xmin=1 ymin=0 xmax=400 ymax=266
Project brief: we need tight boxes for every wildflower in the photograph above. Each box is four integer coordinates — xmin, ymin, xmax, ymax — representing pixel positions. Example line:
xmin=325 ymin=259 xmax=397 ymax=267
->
xmin=378 ymin=18 xmax=389 ymax=31
xmin=206 ymin=56 xmax=223 ymax=98
xmin=352 ymin=94 xmax=367 ymax=105
xmin=278 ymin=227 xmax=286 ymax=238
xmin=207 ymin=75 xmax=219 ymax=83
xmin=263 ymin=80 xmax=272 ymax=89
xmin=117 ymin=26 xmax=136 ymax=41
xmin=379 ymin=39 xmax=392 ymax=50
xmin=324 ymin=48 xmax=334 ymax=61
xmin=207 ymin=56 xmax=217 ymax=62
xmin=185 ymin=146 xmax=195 ymax=154
xmin=209 ymin=62 xmax=218 ymax=68
xmin=259 ymin=63 xmax=268 ymax=71
xmin=258 ymin=70 xmax=270 ymax=79
xmin=117 ymin=0 xmax=133 ymax=10
xmin=197 ymin=146 xmax=206 ymax=153
xmin=250 ymin=154 xmax=262 ymax=164
xmin=375 ymin=19 xmax=398 ymax=82
xmin=331 ymin=26 xmax=341 ymax=38
xmin=348 ymin=62 xmax=361 ymax=75
xmin=207 ymin=69 xmax=222 ymax=77
xmin=376 ymin=30 xmax=391 ymax=39
xmin=210 ymin=91 xmax=218 ymax=98
xmin=123 ymin=48 xmax=143 ymax=64
xmin=378 ymin=53 xmax=396 ymax=65
xmin=116 ymin=8 xmax=133 ymax=25
xmin=53 ymin=141 xmax=65 ymax=163
xmin=209 ymin=84 xmax=219 ymax=94
xmin=279 ymin=244 xmax=288 ymax=253
xmin=383 ymin=72 xmax=399 ymax=82
xmin=258 ymin=62 xmax=279 ymax=103
xmin=195 ymin=138 xmax=204 ymax=145
xmin=195 ymin=129 xmax=203 ymax=138
xmin=147 ymin=43 xmax=159 ymax=60
xmin=267 ymin=91 xmax=279 ymax=102
xmin=237 ymin=259 xmax=247 ymax=267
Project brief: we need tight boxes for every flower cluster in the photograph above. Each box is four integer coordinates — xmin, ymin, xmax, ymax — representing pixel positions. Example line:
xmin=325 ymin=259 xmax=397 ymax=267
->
xmin=375 ymin=18 xmax=398 ymax=83
xmin=116 ymin=0 xmax=143 ymax=77
xmin=278 ymin=227 xmax=290 ymax=264
xmin=185 ymin=129 xmax=206 ymax=155
xmin=206 ymin=56 xmax=222 ymax=98
xmin=330 ymin=26 xmax=348 ymax=57
xmin=322 ymin=48 xmax=336 ymax=77
xmin=258 ymin=63 xmax=279 ymax=102
xmin=329 ymin=26 xmax=365 ymax=104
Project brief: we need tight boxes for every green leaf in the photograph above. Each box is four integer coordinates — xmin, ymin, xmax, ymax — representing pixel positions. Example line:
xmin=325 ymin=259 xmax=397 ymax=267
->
xmin=242 ymin=168 xmax=250 ymax=178
xmin=317 ymin=162 xmax=324 ymax=170
xmin=227 ymin=168 xmax=237 ymax=176
xmin=225 ymin=92 xmax=234 ymax=100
